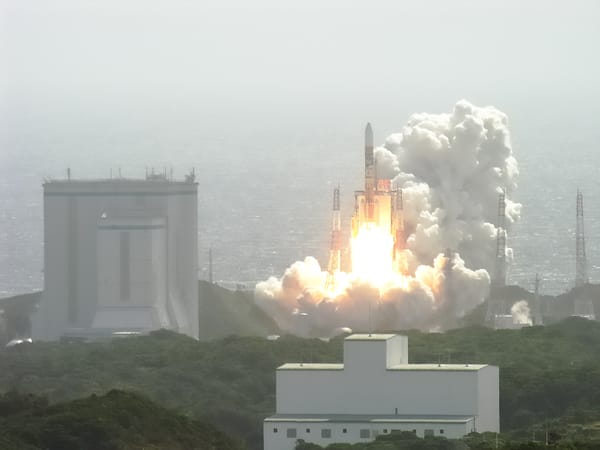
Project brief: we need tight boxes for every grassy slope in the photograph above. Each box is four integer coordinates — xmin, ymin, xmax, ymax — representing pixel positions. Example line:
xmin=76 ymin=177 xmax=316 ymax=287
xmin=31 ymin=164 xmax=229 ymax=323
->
xmin=198 ymin=280 xmax=280 ymax=339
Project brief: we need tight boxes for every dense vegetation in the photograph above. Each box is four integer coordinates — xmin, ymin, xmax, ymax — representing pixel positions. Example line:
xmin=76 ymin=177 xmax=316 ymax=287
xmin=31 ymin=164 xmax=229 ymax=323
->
xmin=0 ymin=318 xmax=599 ymax=449
xmin=0 ymin=389 xmax=241 ymax=450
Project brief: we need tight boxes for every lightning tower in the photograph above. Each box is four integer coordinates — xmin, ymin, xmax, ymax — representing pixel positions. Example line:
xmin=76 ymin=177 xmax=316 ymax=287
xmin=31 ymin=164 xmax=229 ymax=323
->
xmin=575 ymin=189 xmax=588 ymax=287
xmin=486 ymin=191 xmax=507 ymax=325
xmin=493 ymin=191 xmax=506 ymax=287
xmin=325 ymin=185 xmax=342 ymax=291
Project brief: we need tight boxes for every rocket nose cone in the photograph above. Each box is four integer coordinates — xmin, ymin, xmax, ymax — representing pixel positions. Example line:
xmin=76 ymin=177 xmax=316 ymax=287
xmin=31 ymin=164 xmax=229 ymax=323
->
xmin=365 ymin=122 xmax=373 ymax=147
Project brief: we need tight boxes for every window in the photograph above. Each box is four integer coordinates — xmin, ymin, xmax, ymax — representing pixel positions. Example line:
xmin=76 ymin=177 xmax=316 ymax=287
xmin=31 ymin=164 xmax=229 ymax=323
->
xmin=321 ymin=429 xmax=331 ymax=438
xmin=273 ymin=428 xmax=278 ymax=433
xmin=424 ymin=429 xmax=434 ymax=437
xmin=306 ymin=428 xmax=310 ymax=433
xmin=440 ymin=429 xmax=444 ymax=434
xmin=342 ymin=428 xmax=347 ymax=434
xmin=383 ymin=429 xmax=388 ymax=434
xmin=287 ymin=428 xmax=297 ymax=438
xmin=360 ymin=429 xmax=370 ymax=439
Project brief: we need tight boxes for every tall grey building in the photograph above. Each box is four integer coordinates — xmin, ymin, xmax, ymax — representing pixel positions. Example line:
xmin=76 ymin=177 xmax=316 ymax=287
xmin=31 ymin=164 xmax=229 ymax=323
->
xmin=33 ymin=173 xmax=198 ymax=340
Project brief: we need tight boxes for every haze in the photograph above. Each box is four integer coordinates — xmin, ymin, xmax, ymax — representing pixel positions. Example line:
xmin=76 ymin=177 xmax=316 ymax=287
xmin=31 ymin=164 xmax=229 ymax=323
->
xmin=2 ymin=0 xmax=599 ymax=120
xmin=1 ymin=0 xmax=600 ymax=296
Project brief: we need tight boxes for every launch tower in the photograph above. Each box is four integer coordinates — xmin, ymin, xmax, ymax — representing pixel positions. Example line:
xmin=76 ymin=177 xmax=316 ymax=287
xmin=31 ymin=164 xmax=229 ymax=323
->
xmin=486 ymin=191 xmax=508 ymax=326
xmin=493 ymin=191 xmax=506 ymax=287
xmin=325 ymin=186 xmax=342 ymax=291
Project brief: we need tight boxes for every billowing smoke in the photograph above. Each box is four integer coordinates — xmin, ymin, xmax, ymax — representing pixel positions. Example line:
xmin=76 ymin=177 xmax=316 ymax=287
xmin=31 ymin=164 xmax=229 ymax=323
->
xmin=510 ymin=300 xmax=532 ymax=325
xmin=255 ymin=100 xmax=521 ymax=335
xmin=377 ymin=99 xmax=520 ymax=273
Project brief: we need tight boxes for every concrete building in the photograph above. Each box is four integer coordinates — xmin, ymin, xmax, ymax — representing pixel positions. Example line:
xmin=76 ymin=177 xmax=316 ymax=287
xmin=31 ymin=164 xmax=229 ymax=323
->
xmin=32 ymin=173 xmax=199 ymax=340
xmin=264 ymin=334 xmax=499 ymax=449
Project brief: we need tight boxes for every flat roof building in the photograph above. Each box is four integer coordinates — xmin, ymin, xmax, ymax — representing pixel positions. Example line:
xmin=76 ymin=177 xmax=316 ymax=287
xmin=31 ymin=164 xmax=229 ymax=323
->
xmin=264 ymin=334 xmax=498 ymax=449
xmin=32 ymin=173 xmax=199 ymax=340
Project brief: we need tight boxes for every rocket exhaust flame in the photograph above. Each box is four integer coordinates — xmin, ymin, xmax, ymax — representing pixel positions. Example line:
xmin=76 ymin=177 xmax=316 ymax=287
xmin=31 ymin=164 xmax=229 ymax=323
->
xmin=255 ymin=100 xmax=521 ymax=335
xmin=351 ymin=224 xmax=394 ymax=286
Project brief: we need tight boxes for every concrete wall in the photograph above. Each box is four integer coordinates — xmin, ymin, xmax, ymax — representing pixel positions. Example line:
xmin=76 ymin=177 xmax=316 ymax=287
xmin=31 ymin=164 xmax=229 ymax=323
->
xmin=476 ymin=365 xmax=500 ymax=432
xmin=264 ymin=420 xmax=471 ymax=450
xmin=276 ymin=367 xmax=479 ymax=416
xmin=33 ymin=179 xmax=198 ymax=340
xmin=343 ymin=335 xmax=407 ymax=371
xmin=277 ymin=337 xmax=479 ymax=416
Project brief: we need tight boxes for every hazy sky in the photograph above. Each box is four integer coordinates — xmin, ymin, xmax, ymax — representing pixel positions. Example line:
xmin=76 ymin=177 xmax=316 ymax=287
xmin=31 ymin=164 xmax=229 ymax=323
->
xmin=2 ymin=0 xmax=599 ymax=118
xmin=1 ymin=1 xmax=600 ymax=296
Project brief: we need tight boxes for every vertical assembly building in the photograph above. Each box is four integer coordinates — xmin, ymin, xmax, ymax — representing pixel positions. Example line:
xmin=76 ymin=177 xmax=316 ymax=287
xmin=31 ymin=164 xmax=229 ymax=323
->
xmin=33 ymin=173 xmax=198 ymax=340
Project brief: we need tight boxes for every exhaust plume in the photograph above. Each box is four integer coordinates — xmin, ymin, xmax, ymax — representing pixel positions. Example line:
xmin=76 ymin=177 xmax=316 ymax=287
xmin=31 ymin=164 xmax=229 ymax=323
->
xmin=510 ymin=300 xmax=532 ymax=326
xmin=255 ymin=100 xmax=521 ymax=335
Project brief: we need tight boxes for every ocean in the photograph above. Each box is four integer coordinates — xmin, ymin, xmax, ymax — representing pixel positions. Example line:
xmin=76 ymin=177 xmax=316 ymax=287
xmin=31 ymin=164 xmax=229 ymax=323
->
xmin=2 ymin=96 xmax=600 ymax=298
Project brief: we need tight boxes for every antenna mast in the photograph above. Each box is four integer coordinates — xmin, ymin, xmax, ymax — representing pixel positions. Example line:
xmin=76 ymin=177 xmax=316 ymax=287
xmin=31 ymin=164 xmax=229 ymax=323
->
xmin=575 ymin=189 xmax=588 ymax=287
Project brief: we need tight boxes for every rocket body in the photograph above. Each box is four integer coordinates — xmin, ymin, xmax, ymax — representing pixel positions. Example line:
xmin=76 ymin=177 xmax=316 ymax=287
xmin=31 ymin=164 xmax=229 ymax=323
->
xmin=351 ymin=123 xmax=406 ymax=272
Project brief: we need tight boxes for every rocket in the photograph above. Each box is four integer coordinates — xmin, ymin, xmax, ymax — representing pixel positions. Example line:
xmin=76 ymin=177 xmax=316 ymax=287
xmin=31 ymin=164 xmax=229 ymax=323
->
xmin=365 ymin=122 xmax=375 ymax=222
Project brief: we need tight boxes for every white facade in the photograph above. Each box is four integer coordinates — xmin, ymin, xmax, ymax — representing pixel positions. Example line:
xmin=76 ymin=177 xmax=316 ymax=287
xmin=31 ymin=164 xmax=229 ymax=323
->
xmin=264 ymin=334 xmax=499 ymax=450
xmin=32 ymin=176 xmax=198 ymax=340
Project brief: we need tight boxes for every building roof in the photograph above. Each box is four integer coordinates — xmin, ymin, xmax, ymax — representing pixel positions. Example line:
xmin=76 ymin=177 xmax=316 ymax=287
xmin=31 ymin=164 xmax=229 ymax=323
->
xmin=44 ymin=177 xmax=195 ymax=186
xmin=43 ymin=178 xmax=197 ymax=196
xmin=277 ymin=362 xmax=487 ymax=371
xmin=265 ymin=413 xmax=474 ymax=424
xmin=387 ymin=363 xmax=487 ymax=371
xmin=278 ymin=363 xmax=344 ymax=371
xmin=344 ymin=333 xmax=397 ymax=341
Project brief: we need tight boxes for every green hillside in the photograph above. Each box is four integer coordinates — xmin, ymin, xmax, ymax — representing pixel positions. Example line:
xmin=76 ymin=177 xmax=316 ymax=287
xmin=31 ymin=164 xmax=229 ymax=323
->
xmin=0 ymin=389 xmax=241 ymax=450
xmin=1 ymin=319 xmax=600 ymax=449
xmin=198 ymin=280 xmax=280 ymax=339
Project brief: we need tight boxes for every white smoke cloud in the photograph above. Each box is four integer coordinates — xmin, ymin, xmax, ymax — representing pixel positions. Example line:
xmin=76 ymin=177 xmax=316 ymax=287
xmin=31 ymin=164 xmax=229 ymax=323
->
xmin=378 ymin=99 xmax=521 ymax=273
xmin=511 ymin=300 xmax=532 ymax=326
xmin=255 ymin=252 xmax=490 ymax=333
xmin=255 ymin=100 xmax=521 ymax=335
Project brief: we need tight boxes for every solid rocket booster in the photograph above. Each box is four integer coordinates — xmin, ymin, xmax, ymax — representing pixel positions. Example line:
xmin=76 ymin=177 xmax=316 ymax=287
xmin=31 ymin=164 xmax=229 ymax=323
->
xmin=365 ymin=122 xmax=375 ymax=222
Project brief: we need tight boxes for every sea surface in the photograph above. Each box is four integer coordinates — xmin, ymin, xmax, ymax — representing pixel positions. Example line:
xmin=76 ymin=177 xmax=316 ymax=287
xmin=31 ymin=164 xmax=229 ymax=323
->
xmin=2 ymin=96 xmax=600 ymax=298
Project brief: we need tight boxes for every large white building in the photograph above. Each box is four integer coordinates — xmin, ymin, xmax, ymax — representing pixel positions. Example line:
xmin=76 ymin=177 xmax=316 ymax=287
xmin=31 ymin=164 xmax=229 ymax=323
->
xmin=264 ymin=334 xmax=498 ymax=449
xmin=32 ymin=173 xmax=199 ymax=340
